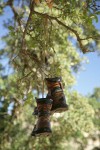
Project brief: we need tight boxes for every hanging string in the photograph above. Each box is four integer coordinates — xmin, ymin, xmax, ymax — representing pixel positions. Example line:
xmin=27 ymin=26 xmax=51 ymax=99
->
xmin=41 ymin=16 xmax=48 ymax=98
xmin=42 ymin=74 xmax=45 ymax=98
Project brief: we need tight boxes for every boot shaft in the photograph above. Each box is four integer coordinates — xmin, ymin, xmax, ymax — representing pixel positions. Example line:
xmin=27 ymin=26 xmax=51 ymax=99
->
xmin=36 ymin=98 xmax=52 ymax=115
xmin=45 ymin=77 xmax=63 ymax=95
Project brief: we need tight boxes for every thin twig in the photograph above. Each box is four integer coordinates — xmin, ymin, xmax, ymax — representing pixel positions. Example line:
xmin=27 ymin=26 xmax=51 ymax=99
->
xmin=17 ymin=71 xmax=33 ymax=82
xmin=80 ymin=36 xmax=100 ymax=40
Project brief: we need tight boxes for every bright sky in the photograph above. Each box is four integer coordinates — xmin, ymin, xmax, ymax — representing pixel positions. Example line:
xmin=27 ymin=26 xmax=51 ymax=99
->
xmin=73 ymin=15 xmax=100 ymax=95
xmin=73 ymin=52 xmax=100 ymax=95
xmin=0 ymin=6 xmax=100 ymax=96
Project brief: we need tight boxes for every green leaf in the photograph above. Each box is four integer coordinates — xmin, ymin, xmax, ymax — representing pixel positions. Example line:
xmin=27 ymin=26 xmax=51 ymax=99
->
xmin=95 ymin=11 xmax=100 ymax=15
xmin=8 ymin=26 xmax=14 ymax=31
xmin=90 ymin=14 xmax=98 ymax=23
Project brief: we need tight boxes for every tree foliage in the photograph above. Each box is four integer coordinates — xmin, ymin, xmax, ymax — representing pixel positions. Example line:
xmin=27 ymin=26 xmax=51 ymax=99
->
xmin=0 ymin=0 xmax=100 ymax=149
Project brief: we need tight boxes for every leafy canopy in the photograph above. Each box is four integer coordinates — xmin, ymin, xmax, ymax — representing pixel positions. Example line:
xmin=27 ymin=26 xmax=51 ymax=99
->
xmin=0 ymin=0 xmax=100 ymax=150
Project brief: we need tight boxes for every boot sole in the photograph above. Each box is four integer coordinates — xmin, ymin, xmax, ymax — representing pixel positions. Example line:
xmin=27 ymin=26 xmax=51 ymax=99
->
xmin=31 ymin=127 xmax=52 ymax=137
xmin=51 ymin=107 xmax=68 ymax=115
xmin=35 ymin=132 xmax=52 ymax=137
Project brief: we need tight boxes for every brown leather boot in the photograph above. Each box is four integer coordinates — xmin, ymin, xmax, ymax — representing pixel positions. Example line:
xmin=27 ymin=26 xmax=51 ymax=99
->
xmin=46 ymin=77 xmax=68 ymax=114
xmin=31 ymin=98 xmax=52 ymax=136
xmin=33 ymin=77 xmax=68 ymax=116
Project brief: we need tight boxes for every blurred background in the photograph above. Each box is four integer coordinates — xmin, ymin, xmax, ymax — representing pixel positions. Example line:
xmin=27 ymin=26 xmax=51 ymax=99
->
xmin=0 ymin=0 xmax=100 ymax=150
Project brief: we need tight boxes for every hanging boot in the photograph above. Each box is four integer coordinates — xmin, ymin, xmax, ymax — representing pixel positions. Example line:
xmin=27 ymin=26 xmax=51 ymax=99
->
xmin=45 ymin=77 xmax=68 ymax=114
xmin=33 ymin=77 xmax=68 ymax=115
xmin=31 ymin=98 xmax=52 ymax=136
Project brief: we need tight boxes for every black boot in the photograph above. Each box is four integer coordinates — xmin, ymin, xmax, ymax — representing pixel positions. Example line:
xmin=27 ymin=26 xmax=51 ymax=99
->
xmin=33 ymin=77 xmax=68 ymax=116
xmin=31 ymin=98 xmax=52 ymax=136
xmin=46 ymin=77 xmax=68 ymax=114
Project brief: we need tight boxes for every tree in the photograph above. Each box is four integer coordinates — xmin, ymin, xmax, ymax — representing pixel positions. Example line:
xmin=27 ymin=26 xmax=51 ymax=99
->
xmin=0 ymin=0 xmax=100 ymax=150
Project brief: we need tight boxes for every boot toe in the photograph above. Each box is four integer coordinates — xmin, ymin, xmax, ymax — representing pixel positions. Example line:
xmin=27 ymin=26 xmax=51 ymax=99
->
xmin=35 ymin=127 xmax=52 ymax=136
xmin=51 ymin=104 xmax=68 ymax=114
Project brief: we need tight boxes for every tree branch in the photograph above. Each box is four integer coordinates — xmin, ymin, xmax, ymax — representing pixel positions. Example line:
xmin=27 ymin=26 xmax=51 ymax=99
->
xmin=21 ymin=0 xmax=34 ymax=50
xmin=80 ymin=36 xmax=100 ymax=41
xmin=33 ymin=10 xmax=93 ymax=53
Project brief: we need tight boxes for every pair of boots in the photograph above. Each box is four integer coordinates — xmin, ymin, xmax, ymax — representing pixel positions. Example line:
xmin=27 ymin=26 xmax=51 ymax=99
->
xmin=31 ymin=77 xmax=68 ymax=137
